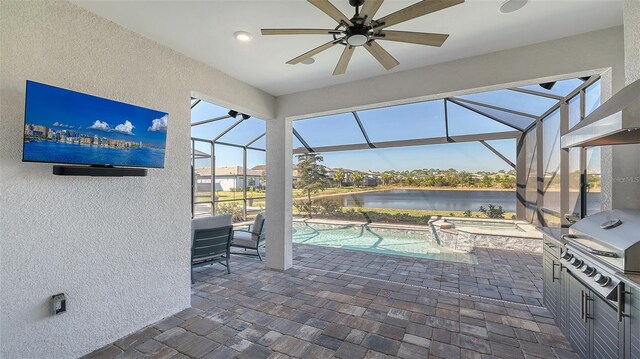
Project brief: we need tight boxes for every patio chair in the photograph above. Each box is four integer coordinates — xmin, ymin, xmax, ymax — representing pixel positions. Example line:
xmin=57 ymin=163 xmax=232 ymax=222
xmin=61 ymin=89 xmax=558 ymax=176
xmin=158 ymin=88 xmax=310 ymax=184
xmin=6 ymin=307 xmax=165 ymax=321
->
xmin=231 ymin=212 xmax=265 ymax=260
xmin=191 ymin=215 xmax=233 ymax=283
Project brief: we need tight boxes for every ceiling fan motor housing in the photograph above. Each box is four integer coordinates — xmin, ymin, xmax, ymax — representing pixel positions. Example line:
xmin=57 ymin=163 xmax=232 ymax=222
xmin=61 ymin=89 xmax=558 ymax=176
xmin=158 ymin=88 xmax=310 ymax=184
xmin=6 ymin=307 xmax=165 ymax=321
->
xmin=345 ymin=22 xmax=370 ymax=46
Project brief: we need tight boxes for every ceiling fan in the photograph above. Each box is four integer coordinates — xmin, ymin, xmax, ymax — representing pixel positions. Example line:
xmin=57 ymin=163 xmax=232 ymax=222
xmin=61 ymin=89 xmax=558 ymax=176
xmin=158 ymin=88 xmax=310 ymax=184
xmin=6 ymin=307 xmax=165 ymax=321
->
xmin=261 ymin=0 xmax=464 ymax=75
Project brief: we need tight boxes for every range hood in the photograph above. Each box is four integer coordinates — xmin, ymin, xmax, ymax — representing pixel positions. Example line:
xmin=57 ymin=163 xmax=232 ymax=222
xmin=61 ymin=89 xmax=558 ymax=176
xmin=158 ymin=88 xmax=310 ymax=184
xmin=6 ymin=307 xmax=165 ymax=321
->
xmin=561 ymin=78 xmax=640 ymax=148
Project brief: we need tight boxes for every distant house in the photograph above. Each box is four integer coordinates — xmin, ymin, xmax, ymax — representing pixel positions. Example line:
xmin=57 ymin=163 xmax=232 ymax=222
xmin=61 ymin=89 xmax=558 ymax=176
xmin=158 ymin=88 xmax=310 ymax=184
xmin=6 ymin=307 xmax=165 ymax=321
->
xmin=362 ymin=171 xmax=380 ymax=186
xmin=195 ymin=166 xmax=263 ymax=192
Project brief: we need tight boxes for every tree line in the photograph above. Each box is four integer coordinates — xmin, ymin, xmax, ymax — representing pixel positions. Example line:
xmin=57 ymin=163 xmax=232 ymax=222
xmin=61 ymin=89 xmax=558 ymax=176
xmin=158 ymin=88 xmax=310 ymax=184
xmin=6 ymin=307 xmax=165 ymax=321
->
xmin=328 ymin=167 xmax=516 ymax=189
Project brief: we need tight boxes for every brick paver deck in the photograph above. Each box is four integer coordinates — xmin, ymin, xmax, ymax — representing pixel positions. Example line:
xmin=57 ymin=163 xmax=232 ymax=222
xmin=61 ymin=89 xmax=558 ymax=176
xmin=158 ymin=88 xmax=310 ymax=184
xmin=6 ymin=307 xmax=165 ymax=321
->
xmin=84 ymin=244 xmax=577 ymax=359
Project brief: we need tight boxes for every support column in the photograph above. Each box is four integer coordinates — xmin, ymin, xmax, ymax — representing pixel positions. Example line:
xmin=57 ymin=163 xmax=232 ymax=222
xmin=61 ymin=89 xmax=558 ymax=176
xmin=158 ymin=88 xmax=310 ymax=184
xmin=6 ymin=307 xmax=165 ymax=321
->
xmin=536 ymin=117 xmax=544 ymax=226
xmin=559 ymin=101 xmax=570 ymax=226
xmin=265 ymin=116 xmax=293 ymax=270
xmin=516 ymin=134 xmax=526 ymax=220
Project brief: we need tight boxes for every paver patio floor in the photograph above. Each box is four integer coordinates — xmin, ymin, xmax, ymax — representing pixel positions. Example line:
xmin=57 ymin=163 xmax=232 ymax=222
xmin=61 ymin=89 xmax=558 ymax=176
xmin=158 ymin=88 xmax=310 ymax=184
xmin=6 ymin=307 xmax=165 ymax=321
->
xmin=84 ymin=244 xmax=577 ymax=359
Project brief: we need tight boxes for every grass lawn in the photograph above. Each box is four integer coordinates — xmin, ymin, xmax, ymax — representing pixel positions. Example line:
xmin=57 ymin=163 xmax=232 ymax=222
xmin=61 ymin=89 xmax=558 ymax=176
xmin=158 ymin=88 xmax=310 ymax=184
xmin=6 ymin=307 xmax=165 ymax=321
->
xmin=195 ymin=191 xmax=265 ymax=203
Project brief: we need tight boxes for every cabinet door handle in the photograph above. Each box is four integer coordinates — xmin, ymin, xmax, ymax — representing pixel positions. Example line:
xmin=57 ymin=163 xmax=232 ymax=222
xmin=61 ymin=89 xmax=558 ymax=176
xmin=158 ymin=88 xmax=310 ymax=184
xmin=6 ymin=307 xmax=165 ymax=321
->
xmin=584 ymin=292 xmax=591 ymax=322
xmin=581 ymin=290 xmax=585 ymax=320
xmin=552 ymin=261 xmax=560 ymax=282
xmin=617 ymin=283 xmax=630 ymax=322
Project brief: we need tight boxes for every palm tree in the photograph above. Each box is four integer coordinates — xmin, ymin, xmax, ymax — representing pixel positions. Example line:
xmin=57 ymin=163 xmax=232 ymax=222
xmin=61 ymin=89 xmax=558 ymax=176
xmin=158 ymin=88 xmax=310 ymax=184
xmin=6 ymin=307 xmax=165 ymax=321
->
xmin=351 ymin=171 xmax=364 ymax=187
xmin=334 ymin=168 xmax=345 ymax=188
xmin=381 ymin=171 xmax=394 ymax=186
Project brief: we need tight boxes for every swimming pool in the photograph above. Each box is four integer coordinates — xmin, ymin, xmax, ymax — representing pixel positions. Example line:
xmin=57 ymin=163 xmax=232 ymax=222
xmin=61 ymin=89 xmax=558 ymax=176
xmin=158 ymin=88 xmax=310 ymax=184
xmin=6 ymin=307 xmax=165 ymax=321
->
xmin=292 ymin=222 xmax=477 ymax=264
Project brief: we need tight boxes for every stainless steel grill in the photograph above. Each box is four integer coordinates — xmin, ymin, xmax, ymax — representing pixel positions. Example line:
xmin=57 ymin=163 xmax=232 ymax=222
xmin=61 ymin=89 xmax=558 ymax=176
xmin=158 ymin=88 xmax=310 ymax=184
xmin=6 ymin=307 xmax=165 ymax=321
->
xmin=565 ymin=209 xmax=640 ymax=273
xmin=560 ymin=210 xmax=640 ymax=307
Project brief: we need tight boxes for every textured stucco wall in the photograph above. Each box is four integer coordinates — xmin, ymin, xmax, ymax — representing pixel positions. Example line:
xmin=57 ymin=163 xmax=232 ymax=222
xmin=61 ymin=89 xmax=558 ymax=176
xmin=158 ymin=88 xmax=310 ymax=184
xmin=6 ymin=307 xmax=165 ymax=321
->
xmin=0 ymin=2 xmax=275 ymax=358
xmin=625 ymin=0 xmax=640 ymax=84
xmin=603 ymin=0 xmax=640 ymax=211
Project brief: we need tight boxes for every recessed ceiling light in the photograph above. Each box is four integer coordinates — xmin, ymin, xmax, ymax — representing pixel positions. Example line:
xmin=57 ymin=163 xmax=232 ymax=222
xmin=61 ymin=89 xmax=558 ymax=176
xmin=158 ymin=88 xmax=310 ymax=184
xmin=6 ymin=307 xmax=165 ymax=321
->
xmin=500 ymin=0 xmax=527 ymax=13
xmin=300 ymin=57 xmax=315 ymax=65
xmin=234 ymin=31 xmax=253 ymax=42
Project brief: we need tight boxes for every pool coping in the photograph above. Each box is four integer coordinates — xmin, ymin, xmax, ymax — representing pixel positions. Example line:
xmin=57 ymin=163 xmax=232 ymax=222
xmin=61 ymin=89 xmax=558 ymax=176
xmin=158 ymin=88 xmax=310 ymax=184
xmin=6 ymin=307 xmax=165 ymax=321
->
xmin=293 ymin=216 xmax=542 ymax=239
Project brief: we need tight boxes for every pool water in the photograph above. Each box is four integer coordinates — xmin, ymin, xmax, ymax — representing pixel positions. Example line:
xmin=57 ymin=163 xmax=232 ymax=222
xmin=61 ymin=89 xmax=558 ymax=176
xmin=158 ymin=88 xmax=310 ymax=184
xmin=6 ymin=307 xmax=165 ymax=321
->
xmin=292 ymin=222 xmax=477 ymax=264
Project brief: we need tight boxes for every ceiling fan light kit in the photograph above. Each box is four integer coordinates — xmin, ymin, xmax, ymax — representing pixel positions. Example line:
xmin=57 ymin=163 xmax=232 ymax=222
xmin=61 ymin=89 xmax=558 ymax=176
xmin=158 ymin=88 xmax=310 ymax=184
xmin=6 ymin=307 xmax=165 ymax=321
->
xmin=261 ymin=0 xmax=465 ymax=75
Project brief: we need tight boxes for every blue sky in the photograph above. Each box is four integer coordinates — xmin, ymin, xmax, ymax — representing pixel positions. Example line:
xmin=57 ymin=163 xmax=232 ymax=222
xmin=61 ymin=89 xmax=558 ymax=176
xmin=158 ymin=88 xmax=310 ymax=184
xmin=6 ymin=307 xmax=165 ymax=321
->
xmin=191 ymin=78 xmax=599 ymax=172
xmin=26 ymin=81 xmax=168 ymax=147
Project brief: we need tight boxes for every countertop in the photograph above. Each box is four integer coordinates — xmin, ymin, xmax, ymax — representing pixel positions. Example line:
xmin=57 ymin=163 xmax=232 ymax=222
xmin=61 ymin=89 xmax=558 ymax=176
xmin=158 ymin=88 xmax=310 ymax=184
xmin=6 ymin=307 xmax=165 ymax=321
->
xmin=615 ymin=272 xmax=640 ymax=291
xmin=537 ymin=227 xmax=569 ymax=243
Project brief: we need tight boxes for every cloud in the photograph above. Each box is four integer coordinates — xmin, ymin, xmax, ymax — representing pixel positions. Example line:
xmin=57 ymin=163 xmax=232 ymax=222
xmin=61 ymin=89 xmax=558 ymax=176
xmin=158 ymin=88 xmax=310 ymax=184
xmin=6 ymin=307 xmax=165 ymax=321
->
xmin=89 ymin=120 xmax=110 ymax=131
xmin=53 ymin=121 xmax=60 ymax=126
xmin=148 ymin=115 xmax=168 ymax=132
xmin=114 ymin=120 xmax=135 ymax=135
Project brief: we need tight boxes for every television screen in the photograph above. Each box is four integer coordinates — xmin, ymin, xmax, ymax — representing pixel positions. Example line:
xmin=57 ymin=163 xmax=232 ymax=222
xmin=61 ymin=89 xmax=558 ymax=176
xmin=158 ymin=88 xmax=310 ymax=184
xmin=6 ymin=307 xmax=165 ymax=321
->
xmin=23 ymin=81 xmax=168 ymax=168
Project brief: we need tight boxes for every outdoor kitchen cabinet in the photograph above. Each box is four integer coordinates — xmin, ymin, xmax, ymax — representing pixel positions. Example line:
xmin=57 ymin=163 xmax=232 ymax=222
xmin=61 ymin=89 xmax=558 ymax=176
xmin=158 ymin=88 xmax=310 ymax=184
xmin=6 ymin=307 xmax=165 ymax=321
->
xmin=627 ymin=283 xmax=640 ymax=359
xmin=543 ymin=237 xmax=564 ymax=330
xmin=563 ymin=271 xmax=624 ymax=359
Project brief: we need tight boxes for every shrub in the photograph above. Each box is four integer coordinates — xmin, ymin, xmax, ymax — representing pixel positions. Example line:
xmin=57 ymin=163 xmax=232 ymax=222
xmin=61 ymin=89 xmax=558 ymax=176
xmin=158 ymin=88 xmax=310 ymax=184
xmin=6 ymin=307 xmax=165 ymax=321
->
xmin=293 ymin=200 xmax=315 ymax=218
xmin=316 ymin=199 xmax=341 ymax=215
xmin=479 ymin=204 xmax=505 ymax=219
xmin=215 ymin=202 xmax=244 ymax=222
xmin=463 ymin=210 xmax=472 ymax=218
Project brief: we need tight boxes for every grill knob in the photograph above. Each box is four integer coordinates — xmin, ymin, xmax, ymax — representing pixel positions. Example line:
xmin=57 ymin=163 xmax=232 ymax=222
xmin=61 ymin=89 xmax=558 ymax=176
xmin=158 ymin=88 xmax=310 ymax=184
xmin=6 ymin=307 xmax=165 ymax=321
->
xmin=570 ymin=257 xmax=583 ymax=267
xmin=594 ymin=273 xmax=611 ymax=287
xmin=581 ymin=264 xmax=596 ymax=276
xmin=561 ymin=251 xmax=573 ymax=260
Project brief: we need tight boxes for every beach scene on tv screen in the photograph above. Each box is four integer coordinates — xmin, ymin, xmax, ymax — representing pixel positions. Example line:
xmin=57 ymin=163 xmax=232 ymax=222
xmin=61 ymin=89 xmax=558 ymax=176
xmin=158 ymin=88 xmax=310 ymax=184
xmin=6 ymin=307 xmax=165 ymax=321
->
xmin=23 ymin=81 xmax=168 ymax=168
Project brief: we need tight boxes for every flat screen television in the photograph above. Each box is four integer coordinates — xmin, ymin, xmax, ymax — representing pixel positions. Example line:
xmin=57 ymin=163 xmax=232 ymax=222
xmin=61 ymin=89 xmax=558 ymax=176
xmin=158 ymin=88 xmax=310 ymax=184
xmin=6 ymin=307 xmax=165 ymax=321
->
xmin=23 ymin=80 xmax=168 ymax=168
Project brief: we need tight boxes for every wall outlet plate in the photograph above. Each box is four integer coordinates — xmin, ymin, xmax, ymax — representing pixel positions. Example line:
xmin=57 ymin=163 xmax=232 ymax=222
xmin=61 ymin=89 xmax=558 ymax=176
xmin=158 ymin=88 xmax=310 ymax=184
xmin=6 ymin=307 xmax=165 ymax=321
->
xmin=51 ymin=293 xmax=66 ymax=315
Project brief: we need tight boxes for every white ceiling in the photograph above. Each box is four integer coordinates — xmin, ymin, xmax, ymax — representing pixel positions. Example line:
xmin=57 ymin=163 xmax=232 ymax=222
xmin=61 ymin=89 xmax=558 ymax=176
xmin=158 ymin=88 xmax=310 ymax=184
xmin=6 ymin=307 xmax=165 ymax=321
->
xmin=73 ymin=0 xmax=623 ymax=96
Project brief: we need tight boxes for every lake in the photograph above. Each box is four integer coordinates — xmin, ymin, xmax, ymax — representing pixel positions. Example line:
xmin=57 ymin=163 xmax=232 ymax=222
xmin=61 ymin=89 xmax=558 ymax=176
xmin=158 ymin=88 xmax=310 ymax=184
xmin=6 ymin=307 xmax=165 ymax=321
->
xmin=318 ymin=189 xmax=602 ymax=214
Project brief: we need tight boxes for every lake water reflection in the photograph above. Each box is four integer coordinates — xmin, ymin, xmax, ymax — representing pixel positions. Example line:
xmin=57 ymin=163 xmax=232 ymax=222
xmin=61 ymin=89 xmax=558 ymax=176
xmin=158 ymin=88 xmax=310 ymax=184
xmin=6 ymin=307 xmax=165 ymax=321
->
xmin=318 ymin=189 xmax=602 ymax=214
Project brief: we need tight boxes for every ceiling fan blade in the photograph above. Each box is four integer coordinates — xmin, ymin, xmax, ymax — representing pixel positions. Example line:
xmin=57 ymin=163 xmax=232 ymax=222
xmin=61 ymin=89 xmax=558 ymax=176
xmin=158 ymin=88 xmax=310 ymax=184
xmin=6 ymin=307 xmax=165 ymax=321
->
xmin=364 ymin=41 xmax=399 ymax=70
xmin=286 ymin=39 xmax=341 ymax=65
xmin=333 ymin=46 xmax=355 ymax=75
xmin=261 ymin=28 xmax=341 ymax=35
xmin=374 ymin=0 xmax=464 ymax=30
xmin=360 ymin=0 xmax=384 ymax=25
xmin=307 ymin=0 xmax=354 ymax=26
xmin=374 ymin=30 xmax=449 ymax=46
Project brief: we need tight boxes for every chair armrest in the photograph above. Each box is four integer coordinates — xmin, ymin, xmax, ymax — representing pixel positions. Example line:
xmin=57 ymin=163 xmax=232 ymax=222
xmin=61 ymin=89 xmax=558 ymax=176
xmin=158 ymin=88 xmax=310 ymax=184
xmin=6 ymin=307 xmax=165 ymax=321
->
xmin=233 ymin=229 xmax=260 ymax=236
xmin=233 ymin=224 xmax=252 ymax=230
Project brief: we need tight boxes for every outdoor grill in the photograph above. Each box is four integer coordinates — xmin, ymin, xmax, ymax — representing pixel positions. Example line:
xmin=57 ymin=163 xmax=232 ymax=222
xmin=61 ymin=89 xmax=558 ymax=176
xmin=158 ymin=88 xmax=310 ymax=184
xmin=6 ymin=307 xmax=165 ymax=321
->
xmin=560 ymin=209 xmax=640 ymax=306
